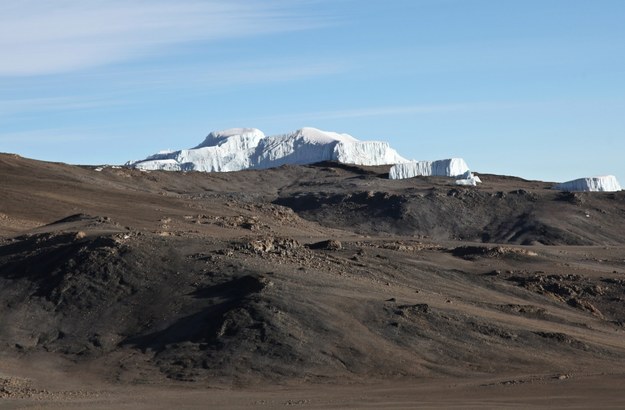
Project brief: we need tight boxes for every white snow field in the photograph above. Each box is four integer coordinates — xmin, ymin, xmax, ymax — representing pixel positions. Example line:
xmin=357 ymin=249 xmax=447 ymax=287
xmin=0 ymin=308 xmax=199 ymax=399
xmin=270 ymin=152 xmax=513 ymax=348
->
xmin=389 ymin=158 xmax=481 ymax=186
xmin=128 ymin=127 xmax=409 ymax=172
xmin=553 ymin=176 xmax=622 ymax=192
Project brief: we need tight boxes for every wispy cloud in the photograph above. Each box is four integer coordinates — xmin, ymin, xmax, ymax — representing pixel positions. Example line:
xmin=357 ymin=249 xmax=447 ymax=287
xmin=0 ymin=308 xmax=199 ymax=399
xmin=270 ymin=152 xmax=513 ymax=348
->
xmin=108 ymin=59 xmax=349 ymax=89
xmin=0 ymin=58 xmax=348 ymax=120
xmin=0 ymin=128 xmax=109 ymax=144
xmin=0 ymin=96 xmax=128 ymax=117
xmin=253 ymin=102 xmax=487 ymax=122
xmin=252 ymin=100 xmax=583 ymax=122
xmin=0 ymin=1 xmax=325 ymax=76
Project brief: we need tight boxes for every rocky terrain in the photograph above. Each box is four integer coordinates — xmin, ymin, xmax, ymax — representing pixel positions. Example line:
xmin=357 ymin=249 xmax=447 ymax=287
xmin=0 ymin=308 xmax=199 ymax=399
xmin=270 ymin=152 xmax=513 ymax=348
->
xmin=1 ymin=153 xmax=625 ymax=408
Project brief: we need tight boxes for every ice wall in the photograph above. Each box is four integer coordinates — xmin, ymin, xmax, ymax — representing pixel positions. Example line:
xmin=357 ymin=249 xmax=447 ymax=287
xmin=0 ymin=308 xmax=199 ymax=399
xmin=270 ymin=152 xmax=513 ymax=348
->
xmin=388 ymin=158 xmax=470 ymax=180
xmin=553 ymin=176 xmax=622 ymax=192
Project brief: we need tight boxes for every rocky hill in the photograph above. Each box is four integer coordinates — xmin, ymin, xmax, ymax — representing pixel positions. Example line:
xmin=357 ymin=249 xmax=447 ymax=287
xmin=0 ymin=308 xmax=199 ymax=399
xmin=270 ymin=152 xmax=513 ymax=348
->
xmin=1 ymin=153 xmax=625 ymax=392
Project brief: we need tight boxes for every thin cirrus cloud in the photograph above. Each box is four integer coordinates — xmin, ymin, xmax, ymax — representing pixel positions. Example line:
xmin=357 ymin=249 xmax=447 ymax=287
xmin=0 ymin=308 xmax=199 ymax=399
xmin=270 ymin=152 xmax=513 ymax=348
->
xmin=106 ymin=60 xmax=349 ymax=89
xmin=252 ymin=102 xmax=521 ymax=122
xmin=0 ymin=128 xmax=111 ymax=143
xmin=251 ymin=99 xmax=603 ymax=124
xmin=0 ymin=96 xmax=127 ymax=118
xmin=0 ymin=0 xmax=325 ymax=76
xmin=0 ymin=59 xmax=347 ymax=120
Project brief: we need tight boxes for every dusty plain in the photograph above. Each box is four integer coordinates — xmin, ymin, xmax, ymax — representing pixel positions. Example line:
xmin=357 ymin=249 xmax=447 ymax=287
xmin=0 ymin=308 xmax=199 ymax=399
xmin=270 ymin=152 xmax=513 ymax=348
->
xmin=1 ymin=153 xmax=624 ymax=408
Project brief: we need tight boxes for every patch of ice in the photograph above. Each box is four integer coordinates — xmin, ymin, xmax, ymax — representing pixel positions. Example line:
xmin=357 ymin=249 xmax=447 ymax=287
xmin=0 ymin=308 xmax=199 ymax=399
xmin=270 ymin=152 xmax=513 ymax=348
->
xmin=553 ymin=175 xmax=622 ymax=192
xmin=389 ymin=158 xmax=470 ymax=180
xmin=455 ymin=171 xmax=482 ymax=186
xmin=390 ymin=159 xmax=482 ymax=186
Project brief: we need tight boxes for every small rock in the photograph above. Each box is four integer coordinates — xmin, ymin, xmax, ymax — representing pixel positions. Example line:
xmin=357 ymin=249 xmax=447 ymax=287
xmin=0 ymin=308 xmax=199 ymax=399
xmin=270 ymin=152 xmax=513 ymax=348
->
xmin=306 ymin=240 xmax=342 ymax=251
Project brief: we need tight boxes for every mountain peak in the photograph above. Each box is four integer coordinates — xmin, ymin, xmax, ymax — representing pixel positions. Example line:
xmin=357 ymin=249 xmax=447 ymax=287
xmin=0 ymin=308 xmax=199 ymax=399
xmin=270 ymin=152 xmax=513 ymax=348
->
xmin=129 ymin=127 xmax=408 ymax=172
xmin=194 ymin=128 xmax=265 ymax=149
xmin=288 ymin=127 xmax=359 ymax=144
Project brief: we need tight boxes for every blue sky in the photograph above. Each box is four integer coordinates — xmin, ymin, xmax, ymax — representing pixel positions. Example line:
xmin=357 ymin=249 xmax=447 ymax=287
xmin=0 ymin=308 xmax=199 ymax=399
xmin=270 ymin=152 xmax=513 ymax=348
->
xmin=1 ymin=0 xmax=624 ymax=183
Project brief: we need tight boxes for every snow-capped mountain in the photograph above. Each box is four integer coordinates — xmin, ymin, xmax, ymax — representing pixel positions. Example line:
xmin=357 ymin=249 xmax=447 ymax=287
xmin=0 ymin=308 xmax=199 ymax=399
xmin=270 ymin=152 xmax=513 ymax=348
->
xmin=553 ymin=176 xmax=622 ymax=192
xmin=128 ymin=127 xmax=409 ymax=172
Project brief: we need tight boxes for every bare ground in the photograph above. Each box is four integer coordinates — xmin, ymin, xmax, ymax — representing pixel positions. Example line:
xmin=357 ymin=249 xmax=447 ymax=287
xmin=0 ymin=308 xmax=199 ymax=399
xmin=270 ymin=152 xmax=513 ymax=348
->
xmin=1 ymin=153 xmax=625 ymax=408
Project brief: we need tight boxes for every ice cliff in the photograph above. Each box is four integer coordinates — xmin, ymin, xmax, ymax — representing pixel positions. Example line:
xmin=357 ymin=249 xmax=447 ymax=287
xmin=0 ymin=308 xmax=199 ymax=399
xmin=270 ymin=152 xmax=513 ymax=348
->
xmin=553 ymin=176 xmax=622 ymax=192
xmin=389 ymin=159 xmax=481 ymax=186
xmin=389 ymin=158 xmax=469 ymax=179
xmin=128 ymin=127 xmax=409 ymax=172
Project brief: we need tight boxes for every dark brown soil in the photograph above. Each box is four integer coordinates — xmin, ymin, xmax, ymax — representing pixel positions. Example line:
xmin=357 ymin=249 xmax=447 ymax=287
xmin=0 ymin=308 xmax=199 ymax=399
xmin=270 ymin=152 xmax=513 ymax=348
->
xmin=1 ymin=153 xmax=625 ymax=407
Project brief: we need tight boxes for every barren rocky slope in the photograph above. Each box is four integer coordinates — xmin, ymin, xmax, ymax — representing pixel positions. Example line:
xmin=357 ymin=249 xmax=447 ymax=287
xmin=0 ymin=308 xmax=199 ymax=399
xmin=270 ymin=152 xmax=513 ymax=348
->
xmin=1 ymin=153 xmax=625 ymax=406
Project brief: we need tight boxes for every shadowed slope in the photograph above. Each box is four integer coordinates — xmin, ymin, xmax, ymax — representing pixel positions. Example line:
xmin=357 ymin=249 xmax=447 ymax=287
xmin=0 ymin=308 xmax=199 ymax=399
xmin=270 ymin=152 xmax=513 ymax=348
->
xmin=1 ymin=154 xmax=625 ymax=386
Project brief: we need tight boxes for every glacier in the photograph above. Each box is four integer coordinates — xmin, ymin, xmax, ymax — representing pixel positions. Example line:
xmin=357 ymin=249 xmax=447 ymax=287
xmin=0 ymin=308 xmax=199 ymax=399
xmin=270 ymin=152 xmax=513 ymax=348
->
xmin=389 ymin=158 xmax=470 ymax=179
xmin=128 ymin=127 xmax=409 ymax=172
xmin=454 ymin=171 xmax=482 ymax=186
xmin=553 ymin=176 xmax=622 ymax=192
xmin=388 ymin=159 xmax=481 ymax=185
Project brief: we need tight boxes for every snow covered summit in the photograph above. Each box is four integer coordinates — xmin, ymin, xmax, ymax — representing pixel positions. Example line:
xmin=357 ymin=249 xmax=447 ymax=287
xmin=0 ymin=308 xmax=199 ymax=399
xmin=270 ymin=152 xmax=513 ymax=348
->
xmin=128 ymin=127 xmax=409 ymax=172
